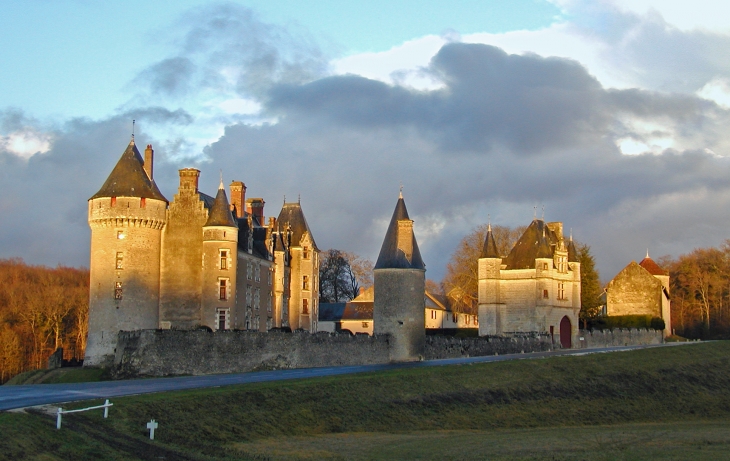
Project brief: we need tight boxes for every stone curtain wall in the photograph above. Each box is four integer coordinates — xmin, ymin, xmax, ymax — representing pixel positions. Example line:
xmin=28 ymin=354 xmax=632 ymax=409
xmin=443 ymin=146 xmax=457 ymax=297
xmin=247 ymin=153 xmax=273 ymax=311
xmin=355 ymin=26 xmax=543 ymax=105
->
xmin=578 ymin=328 xmax=663 ymax=348
xmin=112 ymin=328 xmax=663 ymax=378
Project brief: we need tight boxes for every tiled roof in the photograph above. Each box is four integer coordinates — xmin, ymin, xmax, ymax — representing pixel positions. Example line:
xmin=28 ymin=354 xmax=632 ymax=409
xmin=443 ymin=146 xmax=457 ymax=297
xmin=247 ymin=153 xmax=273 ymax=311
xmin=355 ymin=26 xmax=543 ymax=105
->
xmin=374 ymin=196 xmax=425 ymax=270
xmin=90 ymin=140 xmax=167 ymax=202
xmin=639 ymin=257 xmax=668 ymax=276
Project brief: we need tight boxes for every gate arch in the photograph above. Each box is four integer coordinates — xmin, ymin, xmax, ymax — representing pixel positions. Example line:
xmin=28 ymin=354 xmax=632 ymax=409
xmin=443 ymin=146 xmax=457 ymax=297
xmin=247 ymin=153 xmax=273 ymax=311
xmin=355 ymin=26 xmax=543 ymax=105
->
xmin=559 ymin=316 xmax=572 ymax=349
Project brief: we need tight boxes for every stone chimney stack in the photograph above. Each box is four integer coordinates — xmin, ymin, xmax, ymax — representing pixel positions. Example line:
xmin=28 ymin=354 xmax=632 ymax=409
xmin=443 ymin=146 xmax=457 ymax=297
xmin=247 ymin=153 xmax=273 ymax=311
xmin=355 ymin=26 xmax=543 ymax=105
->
xmin=229 ymin=181 xmax=246 ymax=218
xmin=178 ymin=168 xmax=200 ymax=193
xmin=144 ymin=145 xmax=154 ymax=179
xmin=397 ymin=219 xmax=414 ymax=262
xmin=246 ymin=198 xmax=265 ymax=224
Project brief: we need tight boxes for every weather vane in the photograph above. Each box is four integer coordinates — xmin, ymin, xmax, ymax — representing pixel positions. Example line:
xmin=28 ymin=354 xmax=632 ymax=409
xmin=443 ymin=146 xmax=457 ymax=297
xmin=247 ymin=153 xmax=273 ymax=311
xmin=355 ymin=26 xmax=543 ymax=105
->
xmin=132 ymin=119 xmax=135 ymax=139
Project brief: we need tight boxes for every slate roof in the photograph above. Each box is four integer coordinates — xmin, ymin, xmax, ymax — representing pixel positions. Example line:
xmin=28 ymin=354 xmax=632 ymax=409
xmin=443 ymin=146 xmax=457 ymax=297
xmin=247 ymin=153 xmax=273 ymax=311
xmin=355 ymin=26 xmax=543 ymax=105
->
xmin=90 ymin=139 xmax=167 ymax=202
xmin=374 ymin=196 xmax=426 ymax=270
xmin=480 ymin=224 xmax=500 ymax=258
xmin=503 ymin=219 xmax=559 ymax=270
xmin=276 ymin=202 xmax=318 ymax=250
xmin=318 ymin=303 xmax=347 ymax=322
xmin=236 ymin=212 xmax=272 ymax=260
xmin=567 ymin=238 xmax=579 ymax=262
xmin=204 ymin=186 xmax=238 ymax=227
xmin=639 ymin=256 xmax=668 ymax=276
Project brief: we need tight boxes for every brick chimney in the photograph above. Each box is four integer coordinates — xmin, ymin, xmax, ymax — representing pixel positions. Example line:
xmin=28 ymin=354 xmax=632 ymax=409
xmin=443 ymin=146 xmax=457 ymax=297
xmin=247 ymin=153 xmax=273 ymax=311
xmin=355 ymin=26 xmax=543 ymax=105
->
xmin=144 ymin=145 xmax=154 ymax=179
xmin=246 ymin=198 xmax=265 ymax=224
xmin=229 ymin=181 xmax=246 ymax=218
xmin=178 ymin=168 xmax=200 ymax=194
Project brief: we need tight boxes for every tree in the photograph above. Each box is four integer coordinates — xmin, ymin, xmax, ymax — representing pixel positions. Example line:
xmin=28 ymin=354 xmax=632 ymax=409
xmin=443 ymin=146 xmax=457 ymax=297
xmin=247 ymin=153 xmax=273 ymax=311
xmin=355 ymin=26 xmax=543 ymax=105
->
xmin=577 ymin=244 xmax=602 ymax=328
xmin=318 ymin=250 xmax=373 ymax=303
xmin=442 ymin=224 xmax=525 ymax=314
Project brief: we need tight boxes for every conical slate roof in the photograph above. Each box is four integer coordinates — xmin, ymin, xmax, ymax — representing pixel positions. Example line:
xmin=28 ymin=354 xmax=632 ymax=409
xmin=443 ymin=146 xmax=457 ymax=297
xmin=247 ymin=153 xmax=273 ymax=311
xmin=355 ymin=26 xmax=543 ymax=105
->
xmin=480 ymin=224 xmax=500 ymax=258
xmin=567 ymin=238 xmax=580 ymax=262
xmin=276 ymin=202 xmax=318 ymax=250
xmin=374 ymin=196 xmax=425 ymax=270
xmin=503 ymin=219 xmax=558 ymax=270
xmin=90 ymin=139 xmax=167 ymax=202
xmin=205 ymin=184 xmax=237 ymax=227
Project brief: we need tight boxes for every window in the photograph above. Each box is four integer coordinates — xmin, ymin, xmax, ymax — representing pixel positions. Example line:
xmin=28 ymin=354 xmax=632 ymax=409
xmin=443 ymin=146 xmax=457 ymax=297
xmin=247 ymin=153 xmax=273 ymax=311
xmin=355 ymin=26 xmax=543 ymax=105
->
xmin=452 ymin=313 xmax=457 ymax=323
xmin=558 ymin=282 xmax=565 ymax=300
xmin=115 ymin=252 xmax=123 ymax=270
xmin=220 ymin=250 xmax=228 ymax=270
xmin=474 ymin=317 xmax=478 ymax=325
xmin=466 ymin=316 xmax=470 ymax=325
xmin=246 ymin=287 xmax=252 ymax=307
xmin=111 ymin=197 xmax=117 ymax=207
xmin=117 ymin=230 xmax=125 ymax=240
xmin=302 ymin=299 xmax=309 ymax=315
xmin=302 ymin=275 xmax=309 ymax=290
xmin=543 ymin=289 xmax=549 ymax=299
xmin=362 ymin=322 xmax=369 ymax=328
xmin=217 ymin=309 xmax=229 ymax=330
xmin=255 ymin=264 xmax=260 ymax=282
xmin=268 ymin=269 xmax=272 ymax=285
xmin=254 ymin=288 xmax=260 ymax=310
xmin=114 ymin=282 xmax=123 ymax=300
xmin=140 ymin=197 xmax=146 ymax=208
xmin=247 ymin=261 xmax=252 ymax=280
xmin=219 ymin=279 xmax=228 ymax=300
xmin=542 ymin=262 xmax=549 ymax=270
xmin=303 ymin=246 xmax=309 ymax=259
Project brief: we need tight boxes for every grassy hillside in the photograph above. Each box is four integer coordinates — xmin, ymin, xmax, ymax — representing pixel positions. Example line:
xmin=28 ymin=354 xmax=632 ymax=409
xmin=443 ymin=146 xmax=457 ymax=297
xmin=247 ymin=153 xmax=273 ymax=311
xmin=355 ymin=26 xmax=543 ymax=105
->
xmin=1 ymin=342 xmax=730 ymax=460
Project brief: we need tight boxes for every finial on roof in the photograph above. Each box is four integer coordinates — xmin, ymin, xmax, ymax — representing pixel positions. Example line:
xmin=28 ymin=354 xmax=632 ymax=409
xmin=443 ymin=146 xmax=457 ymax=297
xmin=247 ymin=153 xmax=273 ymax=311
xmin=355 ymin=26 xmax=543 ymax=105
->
xmin=298 ymin=193 xmax=301 ymax=204
xmin=131 ymin=119 xmax=136 ymax=143
xmin=570 ymin=228 xmax=573 ymax=242
xmin=399 ymin=184 xmax=403 ymax=199
xmin=487 ymin=214 xmax=491 ymax=232
xmin=533 ymin=206 xmax=537 ymax=219
xmin=283 ymin=195 xmax=286 ymax=204
xmin=541 ymin=205 xmax=545 ymax=220
xmin=218 ymin=170 xmax=224 ymax=190
xmin=646 ymin=248 xmax=650 ymax=259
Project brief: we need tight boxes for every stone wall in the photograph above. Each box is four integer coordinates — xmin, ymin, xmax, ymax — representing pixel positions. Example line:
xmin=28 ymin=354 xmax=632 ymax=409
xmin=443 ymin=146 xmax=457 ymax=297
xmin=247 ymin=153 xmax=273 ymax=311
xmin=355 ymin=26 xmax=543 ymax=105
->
xmin=425 ymin=334 xmax=554 ymax=359
xmin=578 ymin=328 xmax=663 ymax=348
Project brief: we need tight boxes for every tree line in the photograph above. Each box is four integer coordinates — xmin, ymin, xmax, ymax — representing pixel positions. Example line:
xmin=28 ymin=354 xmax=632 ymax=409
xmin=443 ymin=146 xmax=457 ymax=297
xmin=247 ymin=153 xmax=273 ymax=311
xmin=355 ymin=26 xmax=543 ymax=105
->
xmin=0 ymin=259 xmax=88 ymax=383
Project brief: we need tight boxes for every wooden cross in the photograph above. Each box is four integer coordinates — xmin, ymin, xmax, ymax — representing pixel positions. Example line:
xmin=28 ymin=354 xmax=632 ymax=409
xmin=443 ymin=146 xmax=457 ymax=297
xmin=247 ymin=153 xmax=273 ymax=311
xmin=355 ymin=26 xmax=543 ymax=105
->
xmin=146 ymin=419 xmax=158 ymax=440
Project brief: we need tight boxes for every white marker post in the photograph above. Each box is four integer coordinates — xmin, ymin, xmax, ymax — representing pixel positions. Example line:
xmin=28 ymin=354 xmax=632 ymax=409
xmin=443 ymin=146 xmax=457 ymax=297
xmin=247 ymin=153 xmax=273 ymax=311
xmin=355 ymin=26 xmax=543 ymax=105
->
xmin=147 ymin=419 xmax=158 ymax=440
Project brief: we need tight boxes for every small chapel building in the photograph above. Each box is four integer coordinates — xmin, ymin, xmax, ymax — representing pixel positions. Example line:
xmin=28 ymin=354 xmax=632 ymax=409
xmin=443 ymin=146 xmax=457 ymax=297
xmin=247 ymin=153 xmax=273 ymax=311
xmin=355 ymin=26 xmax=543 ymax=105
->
xmin=477 ymin=219 xmax=581 ymax=348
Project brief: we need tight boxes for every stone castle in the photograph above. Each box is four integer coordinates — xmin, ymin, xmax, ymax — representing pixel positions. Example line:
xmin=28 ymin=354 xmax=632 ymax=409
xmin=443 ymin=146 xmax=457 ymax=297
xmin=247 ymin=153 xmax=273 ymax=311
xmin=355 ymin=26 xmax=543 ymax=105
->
xmin=85 ymin=139 xmax=319 ymax=366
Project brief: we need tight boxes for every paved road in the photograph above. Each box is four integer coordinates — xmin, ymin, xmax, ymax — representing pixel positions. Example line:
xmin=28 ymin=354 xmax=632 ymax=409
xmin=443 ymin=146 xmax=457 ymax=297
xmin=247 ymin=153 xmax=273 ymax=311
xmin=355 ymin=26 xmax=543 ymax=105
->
xmin=0 ymin=343 xmax=693 ymax=411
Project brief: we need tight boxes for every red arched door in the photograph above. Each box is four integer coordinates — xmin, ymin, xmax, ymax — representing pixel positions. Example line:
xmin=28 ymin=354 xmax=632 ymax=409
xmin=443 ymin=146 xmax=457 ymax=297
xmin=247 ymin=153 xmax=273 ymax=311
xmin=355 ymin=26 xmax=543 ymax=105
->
xmin=560 ymin=316 xmax=572 ymax=349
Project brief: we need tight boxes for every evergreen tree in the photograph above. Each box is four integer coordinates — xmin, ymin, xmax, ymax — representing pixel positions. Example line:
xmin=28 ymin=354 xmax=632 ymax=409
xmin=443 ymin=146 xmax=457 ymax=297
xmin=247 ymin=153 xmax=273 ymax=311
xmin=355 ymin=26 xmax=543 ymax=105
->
xmin=578 ymin=244 xmax=602 ymax=328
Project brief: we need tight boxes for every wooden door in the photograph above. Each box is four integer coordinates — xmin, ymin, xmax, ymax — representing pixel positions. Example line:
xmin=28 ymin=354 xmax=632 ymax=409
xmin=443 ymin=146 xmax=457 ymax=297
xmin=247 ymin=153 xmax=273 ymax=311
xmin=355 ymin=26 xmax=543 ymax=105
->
xmin=560 ymin=316 xmax=572 ymax=349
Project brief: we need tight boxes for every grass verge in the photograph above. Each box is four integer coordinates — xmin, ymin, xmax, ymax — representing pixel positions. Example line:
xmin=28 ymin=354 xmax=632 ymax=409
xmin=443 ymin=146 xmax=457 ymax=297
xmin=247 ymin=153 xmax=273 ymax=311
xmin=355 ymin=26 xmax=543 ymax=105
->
xmin=0 ymin=342 xmax=729 ymax=460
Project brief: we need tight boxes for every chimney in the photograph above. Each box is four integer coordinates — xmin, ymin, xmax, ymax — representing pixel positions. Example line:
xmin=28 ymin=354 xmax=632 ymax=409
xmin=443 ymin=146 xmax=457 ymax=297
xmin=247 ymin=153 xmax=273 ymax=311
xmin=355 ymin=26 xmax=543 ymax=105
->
xmin=246 ymin=198 xmax=265 ymax=224
xmin=144 ymin=145 xmax=154 ymax=179
xmin=229 ymin=181 xmax=246 ymax=218
xmin=178 ymin=168 xmax=200 ymax=194
xmin=397 ymin=219 xmax=414 ymax=262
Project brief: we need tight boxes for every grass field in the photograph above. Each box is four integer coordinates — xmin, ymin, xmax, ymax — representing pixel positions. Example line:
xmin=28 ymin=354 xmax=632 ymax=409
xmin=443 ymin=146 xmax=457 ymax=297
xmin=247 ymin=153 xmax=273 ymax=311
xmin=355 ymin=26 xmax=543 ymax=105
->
xmin=1 ymin=342 xmax=729 ymax=460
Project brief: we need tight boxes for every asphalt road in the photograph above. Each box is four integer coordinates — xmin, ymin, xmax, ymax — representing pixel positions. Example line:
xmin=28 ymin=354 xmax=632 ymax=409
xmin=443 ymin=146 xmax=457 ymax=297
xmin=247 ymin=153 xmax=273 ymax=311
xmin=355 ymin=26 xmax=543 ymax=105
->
xmin=0 ymin=343 xmax=692 ymax=411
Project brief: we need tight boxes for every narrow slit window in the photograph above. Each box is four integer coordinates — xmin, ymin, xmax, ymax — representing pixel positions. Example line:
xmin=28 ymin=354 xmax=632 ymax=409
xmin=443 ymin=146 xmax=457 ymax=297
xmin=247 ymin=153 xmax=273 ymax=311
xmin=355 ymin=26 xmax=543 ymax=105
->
xmin=114 ymin=282 xmax=123 ymax=300
xmin=115 ymin=252 xmax=123 ymax=270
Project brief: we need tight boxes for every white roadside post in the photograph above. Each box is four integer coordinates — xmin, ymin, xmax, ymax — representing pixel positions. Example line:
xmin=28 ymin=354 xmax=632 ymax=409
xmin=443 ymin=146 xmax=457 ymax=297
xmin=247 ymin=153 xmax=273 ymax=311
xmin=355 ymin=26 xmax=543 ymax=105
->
xmin=56 ymin=400 xmax=113 ymax=429
xmin=147 ymin=419 xmax=158 ymax=440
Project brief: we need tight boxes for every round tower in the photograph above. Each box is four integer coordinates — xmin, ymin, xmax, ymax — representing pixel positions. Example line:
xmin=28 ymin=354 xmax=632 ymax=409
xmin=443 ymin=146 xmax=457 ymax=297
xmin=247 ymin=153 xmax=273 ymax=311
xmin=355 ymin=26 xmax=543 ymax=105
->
xmin=477 ymin=223 xmax=502 ymax=336
xmin=373 ymin=192 xmax=426 ymax=362
xmin=201 ymin=180 xmax=239 ymax=331
xmin=85 ymin=140 xmax=168 ymax=367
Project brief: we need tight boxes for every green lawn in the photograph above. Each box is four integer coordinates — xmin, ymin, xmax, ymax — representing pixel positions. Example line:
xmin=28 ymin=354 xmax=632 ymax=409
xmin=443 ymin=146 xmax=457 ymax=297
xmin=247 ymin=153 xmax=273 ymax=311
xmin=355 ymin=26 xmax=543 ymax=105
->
xmin=1 ymin=342 xmax=729 ymax=460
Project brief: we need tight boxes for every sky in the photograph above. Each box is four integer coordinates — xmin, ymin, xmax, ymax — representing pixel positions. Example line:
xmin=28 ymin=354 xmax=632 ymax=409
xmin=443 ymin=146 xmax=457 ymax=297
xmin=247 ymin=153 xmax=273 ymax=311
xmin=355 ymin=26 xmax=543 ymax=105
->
xmin=2 ymin=0 xmax=730 ymax=283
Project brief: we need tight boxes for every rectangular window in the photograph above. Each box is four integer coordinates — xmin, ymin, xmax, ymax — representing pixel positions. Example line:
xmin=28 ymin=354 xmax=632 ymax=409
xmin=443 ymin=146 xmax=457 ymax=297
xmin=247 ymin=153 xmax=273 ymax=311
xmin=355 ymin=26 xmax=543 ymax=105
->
xmin=558 ymin=282 xmax=565 ymax=300
xmin=247 ymin=262 xmax=252 ymax=280
xmin=140 ymin=197 xmax=146 ymax=208
xmin=255 ymin=264 xmax=260 ymax=282
xmin=302 ymin=299 xmax=309 ymax=315
xmin=543 ymin=289 xmax=549 ymax=299
xmin=219 ymin=279 xmax=228 ymax=300
xmin=452 ymin=313 xmax=457 ymax=323
xmin=543 ymin=262 xmax=549 ymax=270
xmin=254 ymin=288 xmax=260 ymax=310
xmin=111 ymin=197 xmax=117 ymax=207
xmin=114 ymin=281 xmax=123 ymax=300
xmin=362 ymin=322 xmax=369 ymax=328
xmin=117 ymin=230 xmax=125 ymax=240
xmin=220 ymin=250 xmax=228 ymax=270
xmin=302 ymin=275 xmax=309 ymax=290
xmin=115 ymin=252 xmax=123 ymax=270
xmin=217 ymin=309 xmax=229 ymax=331
xmin=303 ymin=246 xmax=309 ymax=259
xmin=268 ymin=269 xmax=272 ymax=286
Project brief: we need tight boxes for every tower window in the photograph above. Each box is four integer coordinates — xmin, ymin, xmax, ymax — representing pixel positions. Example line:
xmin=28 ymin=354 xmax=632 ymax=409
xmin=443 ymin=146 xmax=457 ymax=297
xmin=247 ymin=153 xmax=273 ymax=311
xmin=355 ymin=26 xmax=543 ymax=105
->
xmin=303 ymin=275 xmax=309 ymax=290
xmin=558 ymin=282 xmax=566 ymax=300
xmin=114 ymin=282 xmax=123 ymax=300
xmin=219 ymin=279 xmax=228 ymax=300
xmin=543 ymin=262 xmax=549 ymax=270
xmin=255 ymin=264 xmax=260 ymax=282
xmin=117 ymin=231 xmax=125 ymax=240
xmin=303 ymin=246 xmax=309 ymax=259
xmin=543 ymin=289 xmax=549 ymax=299
xmin=217 ymin=308 xmax=230 ymax=331
xmin=247 ymin=261 xmax=252 ymax=280
xmin=140 ymin=197 xmax=146 ymax=208
xmin=302 ymin=299 xmax=309 ymax=315
xmin=111 ymin=197 xmax=117 ymax=207
xmin=220 ymin=250 xmax=228 ymax=270
xmin=115 ymin=252 xmax=123 ymax=270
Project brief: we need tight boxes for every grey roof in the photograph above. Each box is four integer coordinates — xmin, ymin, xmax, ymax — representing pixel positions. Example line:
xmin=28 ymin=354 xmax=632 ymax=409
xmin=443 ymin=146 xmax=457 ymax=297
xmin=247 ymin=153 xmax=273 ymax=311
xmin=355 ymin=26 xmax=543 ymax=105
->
xmin=319 ymin=303 xmax=347 ymax=322
xmin=480 ymin=224 xmax=500 ymax=258
xmin=503 ymin=219 xmax=558 ymax=270
xmin=276 ymin=202 xmax=318 ymax=250
xmin=568 ymin=238 xmax=579 ymax=262
xmin=199 ymin=192 xmax=215 ymax=209
xmin=90 ymin=140 xmax=167 ymax=202
xmin=374 ymin=196 xmax=425 ymax=270
xmin=236 ymin=212 xmax=272 ymax=260
xmin=204 ymin=186 xmax=238 ymax=228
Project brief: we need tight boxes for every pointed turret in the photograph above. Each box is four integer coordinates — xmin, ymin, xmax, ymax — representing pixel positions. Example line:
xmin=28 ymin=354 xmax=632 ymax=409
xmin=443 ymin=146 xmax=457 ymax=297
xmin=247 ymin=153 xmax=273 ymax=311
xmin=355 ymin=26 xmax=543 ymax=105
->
xmin=205 ymin=181 xmax=238 ymax=228
xmin=374 ymin=196 xmax=425 ymax=270
xmin=480 ymin=223 xmax=500 ymax=259
xmin=90 ymin=139 xmax=167 ymax=202
xmin=567 ymin=234 xmax=579 ymax=262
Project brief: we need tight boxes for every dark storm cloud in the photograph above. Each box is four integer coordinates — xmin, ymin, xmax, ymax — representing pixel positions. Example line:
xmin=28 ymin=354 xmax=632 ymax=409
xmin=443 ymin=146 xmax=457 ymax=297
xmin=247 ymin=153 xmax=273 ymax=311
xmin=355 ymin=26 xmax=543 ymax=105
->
xmin=131 ymin=3 xmax=330 ymax=101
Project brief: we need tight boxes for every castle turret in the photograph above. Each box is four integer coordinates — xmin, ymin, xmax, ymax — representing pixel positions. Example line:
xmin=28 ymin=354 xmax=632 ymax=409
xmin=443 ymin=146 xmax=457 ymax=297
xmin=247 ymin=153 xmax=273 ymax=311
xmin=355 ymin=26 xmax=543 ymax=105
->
xmin=202 ymin=180 xmax=238 ymax=331
xmin=373 ymin=192 xmax=426 ymax=361
xmin=477 ymin=224 xmax=502 ymax=335
xmin=85 ymin=138 xmax=168 ymax=367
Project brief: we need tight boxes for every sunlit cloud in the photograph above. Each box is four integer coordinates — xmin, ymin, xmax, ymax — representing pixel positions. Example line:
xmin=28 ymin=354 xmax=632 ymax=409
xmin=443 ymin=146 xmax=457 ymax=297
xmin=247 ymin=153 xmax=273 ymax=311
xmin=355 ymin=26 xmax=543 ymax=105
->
xmin=0 ymin=129 xmax=52 ymax=159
